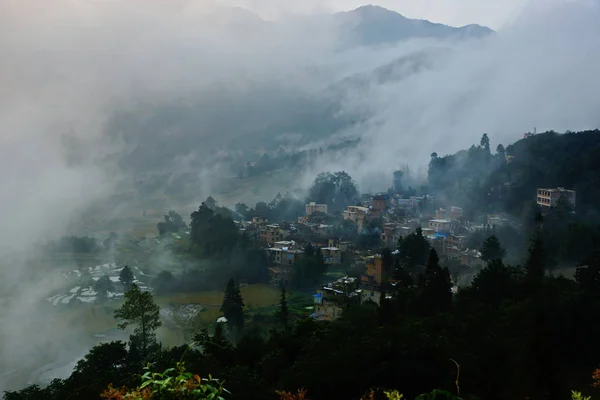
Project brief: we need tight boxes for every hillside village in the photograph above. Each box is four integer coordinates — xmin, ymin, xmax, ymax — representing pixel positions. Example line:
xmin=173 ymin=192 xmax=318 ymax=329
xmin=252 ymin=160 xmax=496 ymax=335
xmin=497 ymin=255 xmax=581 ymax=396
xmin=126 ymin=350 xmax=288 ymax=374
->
xmin=233 ymin=182 xmax=574 ymax=322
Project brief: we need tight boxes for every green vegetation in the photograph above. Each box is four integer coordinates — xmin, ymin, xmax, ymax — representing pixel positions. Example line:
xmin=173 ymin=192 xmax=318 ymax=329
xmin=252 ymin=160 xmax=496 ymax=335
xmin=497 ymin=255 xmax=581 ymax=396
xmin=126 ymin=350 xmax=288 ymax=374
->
xmin=114 ymin=285 xmax=162 ymax=361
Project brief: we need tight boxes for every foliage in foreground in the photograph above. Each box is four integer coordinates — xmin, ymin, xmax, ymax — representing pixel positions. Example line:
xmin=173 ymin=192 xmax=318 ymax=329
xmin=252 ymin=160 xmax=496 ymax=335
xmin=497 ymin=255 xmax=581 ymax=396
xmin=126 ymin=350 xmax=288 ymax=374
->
xmin=101 ymin=362 xmax=228 ymax=400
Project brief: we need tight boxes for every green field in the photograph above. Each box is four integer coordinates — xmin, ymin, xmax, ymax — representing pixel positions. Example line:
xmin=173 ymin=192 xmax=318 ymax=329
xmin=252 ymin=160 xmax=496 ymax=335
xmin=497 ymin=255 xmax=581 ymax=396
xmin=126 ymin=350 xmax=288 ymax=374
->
xmin=156 ymin=284 xmax=281 ymax=309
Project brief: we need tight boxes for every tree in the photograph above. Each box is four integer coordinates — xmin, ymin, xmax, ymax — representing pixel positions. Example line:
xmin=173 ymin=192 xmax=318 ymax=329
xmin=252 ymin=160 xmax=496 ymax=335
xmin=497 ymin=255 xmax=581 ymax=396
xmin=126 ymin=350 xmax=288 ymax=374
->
xmin=417 ymin=249 xmax=452 ymax=316
xmin=119 ymin=266 xmax=134 ymax=291
xmin=480 ymin=133 xmax=490 ymax=153
xmin=393 ymin=170 xmax=404 ymax=194
xmin=67 ymin=341 xmax=133 ymax=399
xmin=525 ymin=232 xmax=547 ymax=285
xmin=308 ymin=171 xmax=358 ymax=212
xmin=190 ymin=203 xmax=239 ymax=256
xmin=275 ymin=286 xmax=289 ymax=326
xmin=114 ymin=284 xmax=161 ymax=361
xmin=480 ymin=235 xmax=507 ymax=263
xmin=234 ymin=203 xmax=250 ymax=220
xmin=496 ymin=143 xmax=505 ymax=157
xmin=153 ymin=271 xmax=176 ymax=295
xmin=205 ymin=196 xmax=218 ymax=210
xmin=94 ymin=275 xmax=115 ymax=303
xmin=575 ymin=250 xmax=600 ymax=292
xmin=398 ymin=228 xmax=431 ymax=268
xmin=221 ymin=278 xmax=245 ymax=335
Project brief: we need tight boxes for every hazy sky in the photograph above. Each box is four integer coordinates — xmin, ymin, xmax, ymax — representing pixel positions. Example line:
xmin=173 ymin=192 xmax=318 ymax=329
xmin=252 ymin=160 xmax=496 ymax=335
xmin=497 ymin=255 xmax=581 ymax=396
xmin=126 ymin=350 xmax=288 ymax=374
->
xmin=217 ymin=0 xmax=529 ymax=29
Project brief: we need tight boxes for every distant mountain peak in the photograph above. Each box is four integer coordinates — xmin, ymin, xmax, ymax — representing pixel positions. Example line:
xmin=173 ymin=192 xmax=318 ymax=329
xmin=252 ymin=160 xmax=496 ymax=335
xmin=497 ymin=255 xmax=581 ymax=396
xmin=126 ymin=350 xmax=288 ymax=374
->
xmin=333 ymin=4 xmax=493 ymax=46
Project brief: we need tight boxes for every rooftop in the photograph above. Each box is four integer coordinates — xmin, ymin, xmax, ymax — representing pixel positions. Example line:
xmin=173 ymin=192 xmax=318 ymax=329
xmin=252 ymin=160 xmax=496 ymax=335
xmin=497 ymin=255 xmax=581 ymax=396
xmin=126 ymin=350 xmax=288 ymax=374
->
xmin=429 ymin=219 xmax=452 ymax=223
xmin=346 ymin=206 xmax=370 ymax=212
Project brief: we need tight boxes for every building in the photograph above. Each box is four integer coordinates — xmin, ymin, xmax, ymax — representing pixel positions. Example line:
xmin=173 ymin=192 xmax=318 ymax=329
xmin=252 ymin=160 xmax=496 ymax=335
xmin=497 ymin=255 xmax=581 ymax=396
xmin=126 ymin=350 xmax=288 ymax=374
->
xmin=305 ymin=202 xmax=328 ymax=216
xmin=312 ymin=224 xmax=333 ymax=236
xmin=252 ymin=216 xmax=268 ymax=225
xmin=370 ymin=194 xmax=389 ymax=216
xmin=268 ymin=266 xmax=292 ymax=286
xmin=381 ymin=223 xmax=412 ymax=248
xmin=428 ymin=233 xmax=466 ymax=259
xmin=428 ymin=219 xmax=452 ymax=232
xmin=343 ymin=206 xmax=371 ymax=231
xmin=536 ymin=187 xmax=576 ymax=209
xmin=461 ymin=249 xmax=484 ymax=268
xmin=312 ymin=276 xmax=360 ymax=321
xmin=266 ymin=247 xmax=304 ymax=267
xmin=450 ymin=206 xmax=464 ymax=220
xmin=260 ymin=224 xmax=289 ymax=244
xmin=321 ymin=246 xmax=342 ymax=265
xmin=359 ymin=255 xmax=395 ymax=305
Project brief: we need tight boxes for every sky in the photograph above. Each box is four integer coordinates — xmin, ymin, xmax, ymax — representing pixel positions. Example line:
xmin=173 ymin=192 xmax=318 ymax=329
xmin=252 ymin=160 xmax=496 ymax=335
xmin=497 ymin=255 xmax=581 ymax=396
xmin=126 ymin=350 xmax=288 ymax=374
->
xmin=216 ymin=0 xmax=530 ymax=29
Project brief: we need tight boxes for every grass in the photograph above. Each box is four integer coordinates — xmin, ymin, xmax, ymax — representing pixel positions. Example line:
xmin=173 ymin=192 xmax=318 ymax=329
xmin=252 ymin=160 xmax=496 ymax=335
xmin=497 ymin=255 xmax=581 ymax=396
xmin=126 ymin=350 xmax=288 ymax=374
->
xmin=156 ymin=284 xmax=281 ymax=308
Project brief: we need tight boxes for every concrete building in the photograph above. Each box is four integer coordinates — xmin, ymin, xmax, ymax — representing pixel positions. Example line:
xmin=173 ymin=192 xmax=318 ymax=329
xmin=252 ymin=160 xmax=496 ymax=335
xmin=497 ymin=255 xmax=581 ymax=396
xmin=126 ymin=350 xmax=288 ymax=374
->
xmin=260 ymin=224 xmax=288 ymax=244
xmin=312 ymin=276 xmax=360 ymax=321
xmin=370 ymin=194 xmax=389 ymax=217
xmin=305 ymin=202 xmax=328 ymax=216
xmin=428 ymin=219 xmax=452 ymax=232
xmin=343 ymin=206 xmax=371 ymax=231
xmin=312 ymin=224 xmax=333 ymax=236
xmin=321 ymin=246 xmax=342 ymax=265
xmin=381 ymin=223 xmax=412 ymax=248
xmin=536 ymin=187 xmax=576 ymax=209
xmin=252 ymin=216 xmax=268 ymax=225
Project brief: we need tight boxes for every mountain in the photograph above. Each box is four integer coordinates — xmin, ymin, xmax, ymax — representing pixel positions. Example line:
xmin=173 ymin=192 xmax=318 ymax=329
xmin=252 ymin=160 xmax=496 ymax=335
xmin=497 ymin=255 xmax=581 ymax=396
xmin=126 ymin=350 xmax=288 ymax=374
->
xmin=333 ymin=5 xmax=493 ymax=46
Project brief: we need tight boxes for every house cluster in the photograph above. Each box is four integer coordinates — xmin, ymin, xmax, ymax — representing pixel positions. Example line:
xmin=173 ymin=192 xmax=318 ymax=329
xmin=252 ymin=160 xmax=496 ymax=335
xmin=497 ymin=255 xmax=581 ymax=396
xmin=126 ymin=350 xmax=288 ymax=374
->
xmin=312 ymin=253 xmax=393 ymax=321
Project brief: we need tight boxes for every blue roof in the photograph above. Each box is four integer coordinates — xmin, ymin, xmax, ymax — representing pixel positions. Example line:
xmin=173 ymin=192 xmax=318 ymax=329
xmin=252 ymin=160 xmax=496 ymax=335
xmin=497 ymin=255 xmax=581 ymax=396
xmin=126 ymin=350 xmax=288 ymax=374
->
xmin=309 ymin=313 xmax=318 ymax=318
xmin=313 ymin=293 xmax=323 ymax=298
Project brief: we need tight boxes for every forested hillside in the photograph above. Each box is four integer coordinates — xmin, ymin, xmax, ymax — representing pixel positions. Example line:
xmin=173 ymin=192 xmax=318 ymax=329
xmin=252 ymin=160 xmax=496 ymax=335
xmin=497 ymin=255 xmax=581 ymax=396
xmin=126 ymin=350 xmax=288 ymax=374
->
xmin=428 ymin=130 xmax=600 ymax=218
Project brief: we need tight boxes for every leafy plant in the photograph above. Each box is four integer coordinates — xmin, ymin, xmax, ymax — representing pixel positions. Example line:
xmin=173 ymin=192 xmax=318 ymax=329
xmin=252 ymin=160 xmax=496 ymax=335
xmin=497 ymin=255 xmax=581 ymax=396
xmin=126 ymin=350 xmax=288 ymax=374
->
xmin=571 ymin=391 xmax=591 ymax=400
xmin=101 ymin=362 xmax=228 ymax=400
xmin=276 ymin=389 xmax=308 ymax=400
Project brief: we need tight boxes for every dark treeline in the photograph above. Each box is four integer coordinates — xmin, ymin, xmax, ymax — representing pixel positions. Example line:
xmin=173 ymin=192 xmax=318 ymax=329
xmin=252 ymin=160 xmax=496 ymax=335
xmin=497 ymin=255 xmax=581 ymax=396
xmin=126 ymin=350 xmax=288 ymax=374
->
xmin=8 ymin=231 xmax=600 ymax=399
xmin=429 ymin=130 xmax=600 ymax=218
xmin=429 ymin=130 xmax=600 ymax=265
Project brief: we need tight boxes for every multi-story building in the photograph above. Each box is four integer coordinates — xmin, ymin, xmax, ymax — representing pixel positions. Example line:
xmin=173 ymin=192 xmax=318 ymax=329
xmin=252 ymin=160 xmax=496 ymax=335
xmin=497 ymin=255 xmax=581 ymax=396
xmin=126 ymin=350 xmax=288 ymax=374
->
xmin=381 ymin=223 xmax=412 ymax=248
xmin=312 ymin=224 xmax=333 ymax=236
xmin=360 ymin=255 xmax=393 ymax=305
xmin=370 ymin=194 xmax=389 ymax=217
xmin=536 ymin=187 xmax=576 ymax=209
xmin=260 ymin=224 xmax=289 ymax=244
xmin=267 ymin=242 xmax=304 ymax=286
xmin=312 ymin=276 xmax=360 ymax=321
xmin=305 ymin=202 xmax=328 ymax=216
xmin=343 ymin=206 xmax=371 ymax=231
xmin=321 ymin=246 xmax=342 ymax=265
xmin=252 ymin=216 xmax=268 ymax=225
xmin=428 ymin=219 xmax=452 ymax=232
xmin=450 ymin=206 xmax=464 ymax=220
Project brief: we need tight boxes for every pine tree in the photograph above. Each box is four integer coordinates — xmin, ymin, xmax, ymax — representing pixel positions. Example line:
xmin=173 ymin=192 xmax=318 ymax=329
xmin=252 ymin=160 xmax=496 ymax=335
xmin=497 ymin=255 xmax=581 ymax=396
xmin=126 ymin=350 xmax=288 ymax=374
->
xmin=418 ymin=249 xmax=452 ymax=316
xmin=480 ymin=133 xmax=490 ymax=153
xmin=119 ymin=265 xmax=134 ymax=291
xmin=94 ymin=275 xmax=114 ymax=303
xmin=276 ymin=286 xmax=289 ymax=326
xmin=525 ymin=232 xmax=546 ymax=284
xmin=221 ymin=278 xmax=245 ymax=335
xmin=480 ymin=235 xmax=507 ymax=263
xmin=114 ymin=284 xmax=161 ymax=361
